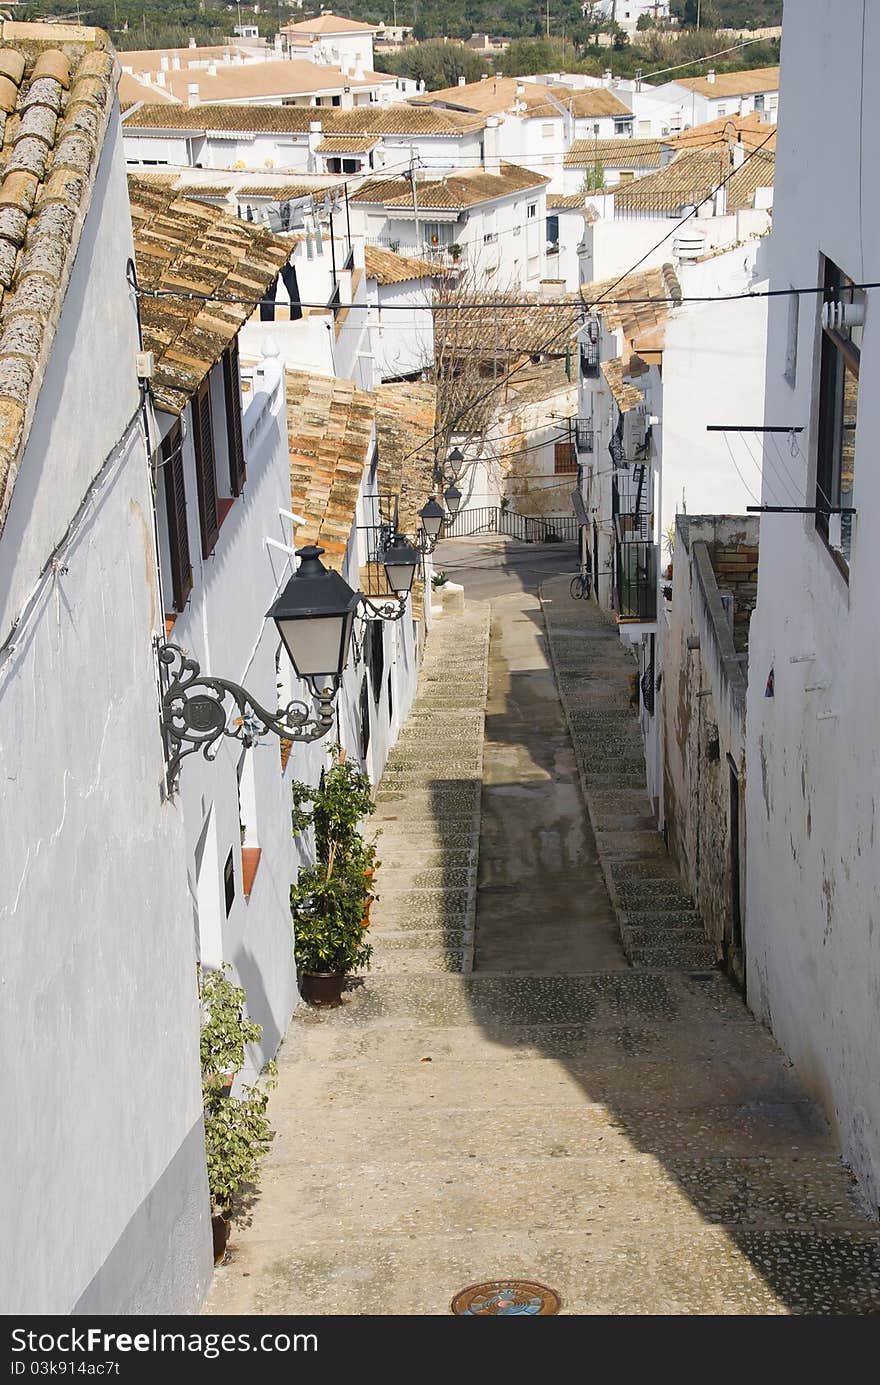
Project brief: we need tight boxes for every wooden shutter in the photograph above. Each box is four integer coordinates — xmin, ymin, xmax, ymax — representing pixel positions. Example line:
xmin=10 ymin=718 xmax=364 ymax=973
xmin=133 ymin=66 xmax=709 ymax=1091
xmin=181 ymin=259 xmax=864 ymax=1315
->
xmin=162 ymin=421 xmax=192 ymax=612
xmin=223 ymin=341 xmax=247 ymax=497
xmin=554 ymin=440 xmax=577 ymax=474
xmin=192 ymin=377 xmax=220 ymax=558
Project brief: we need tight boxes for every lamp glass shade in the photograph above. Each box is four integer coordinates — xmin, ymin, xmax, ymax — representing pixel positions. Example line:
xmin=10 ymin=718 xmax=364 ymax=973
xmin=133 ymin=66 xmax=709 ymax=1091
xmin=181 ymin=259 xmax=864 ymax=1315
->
xmin=419 ymin=496 xmax=445 ymax=539
xmin=443 ymin=482 xmax=462 ymax=517
xmin=382 ymin=534 xmax=420 ymax=594
xmin=267 ymin=545 xmax=360 ymax=683
xmin=447 ymin=446 xmax=464 ymax=474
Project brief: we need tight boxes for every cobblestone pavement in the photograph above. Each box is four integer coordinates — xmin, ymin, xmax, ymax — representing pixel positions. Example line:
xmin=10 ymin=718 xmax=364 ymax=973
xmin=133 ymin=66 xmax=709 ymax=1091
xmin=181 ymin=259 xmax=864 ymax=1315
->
xmin=206 ymin=552 xmax=880 ymax=1316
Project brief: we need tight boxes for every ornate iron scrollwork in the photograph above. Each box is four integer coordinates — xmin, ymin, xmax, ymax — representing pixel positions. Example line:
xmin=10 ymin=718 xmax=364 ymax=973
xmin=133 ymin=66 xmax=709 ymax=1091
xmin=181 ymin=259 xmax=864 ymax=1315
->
xmin=158 ymin=643 xmax=336 ymax=791
xmin=358 ymin=597 xmax=409 ymax=622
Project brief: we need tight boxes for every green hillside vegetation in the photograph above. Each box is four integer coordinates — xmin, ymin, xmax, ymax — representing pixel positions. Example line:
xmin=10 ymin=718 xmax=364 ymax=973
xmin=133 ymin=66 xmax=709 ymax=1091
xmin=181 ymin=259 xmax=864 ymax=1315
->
xmin=14 ymin=2 xmax=781 ymax=65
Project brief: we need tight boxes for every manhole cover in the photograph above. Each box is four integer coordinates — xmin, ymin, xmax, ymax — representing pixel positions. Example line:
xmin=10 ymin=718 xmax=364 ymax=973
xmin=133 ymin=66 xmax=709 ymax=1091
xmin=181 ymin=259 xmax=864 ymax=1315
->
xmin=451 ymin=1280 xmax=561 ymax=1315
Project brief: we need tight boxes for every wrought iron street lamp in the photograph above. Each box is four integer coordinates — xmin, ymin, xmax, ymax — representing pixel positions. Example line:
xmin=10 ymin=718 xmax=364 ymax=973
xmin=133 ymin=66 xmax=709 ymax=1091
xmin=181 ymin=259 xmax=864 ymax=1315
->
xmin=359 ymin=532 xmax=422 ymax=622
xmin=443 ymin=482 xmax=462 ymax=518
xmin=159 ymin=545 xmax=360 ymax=789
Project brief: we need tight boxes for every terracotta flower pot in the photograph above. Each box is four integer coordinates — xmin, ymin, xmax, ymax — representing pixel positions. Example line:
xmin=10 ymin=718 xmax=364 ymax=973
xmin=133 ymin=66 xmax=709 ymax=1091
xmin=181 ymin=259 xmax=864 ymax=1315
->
xmin=300 ymin=970 xmax=346 ymax=1007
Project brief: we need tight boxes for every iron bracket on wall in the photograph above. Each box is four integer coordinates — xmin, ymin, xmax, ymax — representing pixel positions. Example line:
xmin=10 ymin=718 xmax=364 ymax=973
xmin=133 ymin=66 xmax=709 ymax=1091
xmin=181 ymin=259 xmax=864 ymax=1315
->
xmin=158 ymin=642 xmax=336 ymax=793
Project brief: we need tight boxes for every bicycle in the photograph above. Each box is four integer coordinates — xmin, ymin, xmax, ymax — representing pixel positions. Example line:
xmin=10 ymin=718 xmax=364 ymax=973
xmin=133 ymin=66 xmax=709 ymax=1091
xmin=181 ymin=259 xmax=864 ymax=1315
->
xmin=569 ymin=566 xmax=592 ymax=601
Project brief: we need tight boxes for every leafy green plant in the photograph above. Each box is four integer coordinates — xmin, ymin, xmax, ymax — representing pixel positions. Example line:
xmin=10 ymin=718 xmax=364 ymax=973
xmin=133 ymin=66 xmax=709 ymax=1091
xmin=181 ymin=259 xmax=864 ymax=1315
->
xmin=431 ymin=570 xmax=449 ymax=589
xmin=290 ymin=750 xmax=378 ymax=976
xmin=199 ymin=966 xmax=275 ymax=1216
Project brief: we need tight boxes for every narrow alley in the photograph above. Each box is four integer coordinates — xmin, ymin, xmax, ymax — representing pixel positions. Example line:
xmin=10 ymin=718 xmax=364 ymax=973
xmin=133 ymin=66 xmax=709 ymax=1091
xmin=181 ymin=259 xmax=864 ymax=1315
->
xmin=206 ymin=538 xmax=880 ymax=1316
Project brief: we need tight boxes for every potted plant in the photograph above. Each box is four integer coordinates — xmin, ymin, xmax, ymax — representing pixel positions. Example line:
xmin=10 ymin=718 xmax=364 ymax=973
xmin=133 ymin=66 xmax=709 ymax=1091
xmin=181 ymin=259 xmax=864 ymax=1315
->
xmin=290 ymin=749 xmax=378 ymax=1007
xmin=449 ymin=242 xmax=462 ymax=263
xmin=200 ymin=967 xmax=275 ymax=1264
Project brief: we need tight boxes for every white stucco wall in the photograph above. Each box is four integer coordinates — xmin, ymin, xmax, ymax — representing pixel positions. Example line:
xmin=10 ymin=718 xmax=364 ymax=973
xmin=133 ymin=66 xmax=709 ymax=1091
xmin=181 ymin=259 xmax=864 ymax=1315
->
xmin=0 ymin=111 xmax=211 ymax=1314
xmin=369 ymin=276 xmax=434 ymax=381
xmin=745 ymin=0 xmax=880 ymax=1210
xmin=660 ymin=245 xmax=769 ymax=539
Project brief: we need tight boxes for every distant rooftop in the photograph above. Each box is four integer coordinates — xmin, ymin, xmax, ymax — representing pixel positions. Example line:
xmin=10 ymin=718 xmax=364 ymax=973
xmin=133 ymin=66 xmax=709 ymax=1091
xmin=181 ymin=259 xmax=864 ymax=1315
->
xmin=122 ymin=101 xmax=485 ymax=136
xmin=281 ymin=14 xmax=379 ymax=37
xmin=675 ymin=66 xmax=780 ymax=99
xmin=351 ymin=163 xmax=548 ymax=212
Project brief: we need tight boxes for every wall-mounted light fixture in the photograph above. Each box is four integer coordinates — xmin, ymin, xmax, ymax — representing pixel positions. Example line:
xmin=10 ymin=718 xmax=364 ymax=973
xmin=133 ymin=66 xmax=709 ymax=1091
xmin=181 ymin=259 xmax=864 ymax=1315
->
xmin=160 ymin=543 xmax=416 ymax=789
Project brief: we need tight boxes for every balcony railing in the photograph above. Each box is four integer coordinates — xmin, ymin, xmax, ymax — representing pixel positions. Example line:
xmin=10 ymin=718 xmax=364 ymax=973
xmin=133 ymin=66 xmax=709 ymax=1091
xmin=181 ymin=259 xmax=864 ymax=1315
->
xmin=612 ymin=464 xmax=652 ymax=543
xmin=616 ymin=540 xmax=658 ymax=622
xmin=365 ymin=235 xmax=465 ymax=267
xmin=575 ymin=419 xmax=594 ymax=454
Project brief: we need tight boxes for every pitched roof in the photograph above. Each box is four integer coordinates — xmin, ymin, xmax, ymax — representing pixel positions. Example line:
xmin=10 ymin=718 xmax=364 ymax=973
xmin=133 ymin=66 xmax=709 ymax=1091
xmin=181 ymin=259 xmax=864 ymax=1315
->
xmin=0 ymin=22 xmax=119 ymax=537
xmin=567 ymin=87 xmax=632 ymax=118
xmin=128 ymin=176 xmax=291 ymax=414
xmin=675 ymin=66 xmax=780 ymax=99
xmin=612 ymin=146 xmax=774 ymax=214
xmin=564 ymin=136 xmax=663 ymax=170
xmin=118 ymin=43 xmax=242 ymax=74
xmin=315 ymin=133 xmax=379 ymax=153
xmin=433 ymin=291 xmax=581 ymax=362
xmin=373 ymin=380 xmax=437 ymax=531
xmin=601 ymin=356 xmax=644 ymax=413
xmin=547 ymin=193 xmax=593 ymax=210
xmin=666 ymin=110 xmax=776 ymax=153
xmin=364 ymin=244 xmax=439 ymax=285
xmin=118 ymin=71 xmax=178 ymax=107
xmin=285 ymin=369 xmax=375 ymax=568
xmin=582 ymin=264 xmax=682 ymax=343
xmin=410 ymin=75 xmax=568 ymax=120
xmin=351 ymin=162 xmax=548 ymax=211
xmin=122 ymin=100 xmax=484 ymax=136
xmin=124 ymin=56 xmax=393 ymax=105
xmin=281 ymin=14 xmax=379 ymax=36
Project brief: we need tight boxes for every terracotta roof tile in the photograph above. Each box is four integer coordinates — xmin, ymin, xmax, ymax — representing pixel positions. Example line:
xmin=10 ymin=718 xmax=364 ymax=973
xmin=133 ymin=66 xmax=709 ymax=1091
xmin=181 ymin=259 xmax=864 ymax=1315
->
xmin=564 ymin=136 xmax=663 ymax=170
xmin=352 ymin=161 xmax=548 ymax=211
xmin=364 ymin=244 xmax=439 ymax=285
xmin=582 ymin=264 xmax=682 ymax=343
xmin=0 ymin=21 xmax=119 ymax=537
xmin=122 ymin=101 xmax=485 ymax=136
xmin=281 ymin=14 xmax=378 ymax=36
xmin=612 ymin=146 xmax=774 ymax=214
xmin=666 ymin=111 xmax=776 ymax=153
xmin=601 ymin=356 xmax=644 ymax=413
xmin=128 ymin=175 xmax=290 ymax=413
xmin=675 ymin=66 xmax=780 ymax=100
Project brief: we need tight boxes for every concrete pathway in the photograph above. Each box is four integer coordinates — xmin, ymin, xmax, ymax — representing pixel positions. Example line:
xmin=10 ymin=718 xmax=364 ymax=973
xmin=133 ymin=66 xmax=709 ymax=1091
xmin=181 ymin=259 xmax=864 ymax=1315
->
xmin=206 ymin=542 xmax=880 ymax=1316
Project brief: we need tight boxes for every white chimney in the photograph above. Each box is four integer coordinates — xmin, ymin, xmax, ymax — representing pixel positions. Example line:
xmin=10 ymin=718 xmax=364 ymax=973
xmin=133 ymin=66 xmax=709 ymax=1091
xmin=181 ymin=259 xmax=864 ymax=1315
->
xmin=223 ymin=51 xmax=232 ymax=64
xmin=603 ymin=69 xmax=612 ymax=86
xmin=188 ymin=37 xmax=196 ymax=48
xmin=307 ymin=119 xmax=323 ymax=172
xmin=156 ymin=71 xmax=166 ymax=87
xmin=732 ymin=141 xmax=746 ymax=170
xmin=160 ymin=55 xmax=169 ymax=71
xmin=707 ymin=69 xmax=716 ymax=84
xmin=484 ymin=114 xmax=501 ymax=175
xmin=172 ymin=55 xmax=181 ymax=70
xmin=187 ymin=82 xmax=200 ymax=106
xmin=233 ymin=53 xmax=243 ymax=65
xmin=207 ymin=63 xmax=217 ymax=77
xmin=458 ymin=75 xmax=466 ymax=87
xmin=341 ymin=84 xmax=354 ymax=110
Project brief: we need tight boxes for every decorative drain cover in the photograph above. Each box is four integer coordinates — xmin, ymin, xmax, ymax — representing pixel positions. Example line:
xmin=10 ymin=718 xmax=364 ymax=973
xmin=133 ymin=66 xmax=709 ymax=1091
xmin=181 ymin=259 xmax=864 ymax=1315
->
xmin=451 ymin=1280 xmax=561 ymax=1315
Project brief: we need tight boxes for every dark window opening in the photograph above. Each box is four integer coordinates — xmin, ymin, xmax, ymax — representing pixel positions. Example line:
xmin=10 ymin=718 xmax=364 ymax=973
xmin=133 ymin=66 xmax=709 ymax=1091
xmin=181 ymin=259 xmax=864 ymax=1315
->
xmin=224 ymin=847 xmax=235 ymax=917
xmin=387 ymin=669 xmax=393 ymax=723
xmin=359 ymin=676 xmax=371 ymax=759
xmin=160 ymin=419 xmax=192 ymax=613
xmin=223 ymin=341 xmax=246 ymax=496
xmin=554 ymin=440 xmax=577 ymax=474
xmin=193 ymin=375 xmax=220 ymax=557
xmin=816 ymin=257 xmax=862 ymax=568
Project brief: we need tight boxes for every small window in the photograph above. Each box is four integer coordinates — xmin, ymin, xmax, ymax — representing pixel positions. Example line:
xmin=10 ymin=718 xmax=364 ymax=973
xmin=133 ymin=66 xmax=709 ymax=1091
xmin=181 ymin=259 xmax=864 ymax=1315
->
xmin=717 ymin=105 xmax=727 ymax=117
xmin=554 ymin=440 xmax=577 ymax=474
xmin=617 ymin=170 xmax=635 ymax=184
xmin=815 ymin=258 xmax=862 ymax=568
xmin=358 ymin=676 xmax=371 ymax=759
xmin=192 ymin=377 xmax=220 ymax=558
xmin=527 ymin=202 xmax=537 ymax=219
xmin=223 ymin=848 xmax=235 ymax=917
xmin=160 ymin=419 xmax=192 ymax=613
xmin=541 ymin=122 xmax=555 ymax=139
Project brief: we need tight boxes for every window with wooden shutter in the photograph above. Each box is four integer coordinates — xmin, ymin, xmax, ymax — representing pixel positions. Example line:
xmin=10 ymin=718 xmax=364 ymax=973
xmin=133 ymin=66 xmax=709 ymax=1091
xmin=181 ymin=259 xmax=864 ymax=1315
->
xmin=193 ymin=377 xmax=220 ymax=558
xmin=554 ymin=440 xmax=577 ymax=474
xmin=223 ymin=342 xmax=247 ymax=497
xmin=161 ymin=421 xmax=192 ymax=612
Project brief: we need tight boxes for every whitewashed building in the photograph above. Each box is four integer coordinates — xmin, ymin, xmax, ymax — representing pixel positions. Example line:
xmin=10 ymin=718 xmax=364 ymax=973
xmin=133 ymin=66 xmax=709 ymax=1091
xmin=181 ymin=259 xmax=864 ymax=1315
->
xmin=280 ymin=12 xmax=378 ymax=73
xmin=350 ymin=153 xmax=549 ymax=291
xmin=0 ymin=27 xmax=211 ymax=1314
xmin=652 ymin=67 xmax=780 ymax=130
xmin=745 ymin=0 xmax=880 ymax=1211
xmin=364 ymin=245 xmax=438 ymax=381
